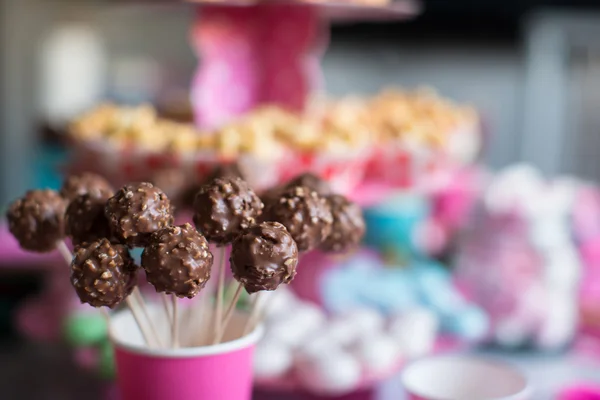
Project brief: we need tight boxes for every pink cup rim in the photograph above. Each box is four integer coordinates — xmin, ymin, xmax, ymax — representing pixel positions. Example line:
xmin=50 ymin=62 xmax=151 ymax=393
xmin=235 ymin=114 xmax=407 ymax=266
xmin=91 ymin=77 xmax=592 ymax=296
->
xmin=109 ymin=308 xmax=264 ymax=359
xmin=401 ymin=355 xmax=531 ymax=400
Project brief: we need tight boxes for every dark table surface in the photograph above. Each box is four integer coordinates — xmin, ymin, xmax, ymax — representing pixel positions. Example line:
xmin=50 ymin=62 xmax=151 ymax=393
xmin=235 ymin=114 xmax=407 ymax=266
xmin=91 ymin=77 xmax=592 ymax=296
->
xmin=2 ymin=339 xmax=600 ymax=400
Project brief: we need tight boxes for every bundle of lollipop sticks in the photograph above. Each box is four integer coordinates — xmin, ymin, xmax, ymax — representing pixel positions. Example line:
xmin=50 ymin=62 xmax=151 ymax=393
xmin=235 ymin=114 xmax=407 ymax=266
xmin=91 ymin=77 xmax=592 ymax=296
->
xmin=6 ymin=170 xmax=365 ymax=349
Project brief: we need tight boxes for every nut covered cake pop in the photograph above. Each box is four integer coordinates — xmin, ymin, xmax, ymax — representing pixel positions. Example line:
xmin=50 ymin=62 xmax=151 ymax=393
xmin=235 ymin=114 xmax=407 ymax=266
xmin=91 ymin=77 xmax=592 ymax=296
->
xmin=142 ymin=223 xmax=213 ymax=298
xmin=105 ymin=182 xmax=173 ymax=247
xmin=70 ymin=239 xmax=136 ymax=308
xmin=206 ymin=163 xmax=245 ymax=183
xmin=230 ymin=222 xmax=298 ymax=294
xmin=65 ymin=192 xmax=114 ymax=245
xmin=6 ymin=189 xmax=67 ymax=252
xmin=320 ymin=195 xmax=365 ymax=252
xmin=285 ymin=172 xmax=331 ymax=196
xmin=193 ymin=177 xmax=263 ymax=245
xmin=60 ymin=173 xmax=114 ymax=202
xmin=263 ymin=186 xmax=333 ymax=252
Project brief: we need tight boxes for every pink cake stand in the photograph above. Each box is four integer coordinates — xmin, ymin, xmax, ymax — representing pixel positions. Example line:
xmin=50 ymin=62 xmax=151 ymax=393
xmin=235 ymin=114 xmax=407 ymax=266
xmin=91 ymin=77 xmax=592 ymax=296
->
xmin=189 ymin=0 xmax=420 ymax=128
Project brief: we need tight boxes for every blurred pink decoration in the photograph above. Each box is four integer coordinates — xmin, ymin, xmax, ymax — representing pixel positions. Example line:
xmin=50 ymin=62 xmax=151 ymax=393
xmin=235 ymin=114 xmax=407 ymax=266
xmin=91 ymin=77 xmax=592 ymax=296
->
xmin=455 ymin=213 xmax=549 ymax=347
xmin=431 ymin=167 xmax=482 ymax=232
xmin=573 ymin=187 xmax=600 ymax=335
xmin=455 ymin=166 xmax=583 ymax=349
xmin=290 ymin=250 xmax=338 ymax=306
xmin=557 ymin=384 xmax=600 ymax=400
xmin=191 ymin=5 xmax=325 ymax=129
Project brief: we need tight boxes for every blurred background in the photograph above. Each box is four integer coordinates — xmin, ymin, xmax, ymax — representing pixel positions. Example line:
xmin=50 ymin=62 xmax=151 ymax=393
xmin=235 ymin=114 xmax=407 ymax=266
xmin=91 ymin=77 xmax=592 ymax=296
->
xmin=4 ymin=0 xmax=600 ymax=399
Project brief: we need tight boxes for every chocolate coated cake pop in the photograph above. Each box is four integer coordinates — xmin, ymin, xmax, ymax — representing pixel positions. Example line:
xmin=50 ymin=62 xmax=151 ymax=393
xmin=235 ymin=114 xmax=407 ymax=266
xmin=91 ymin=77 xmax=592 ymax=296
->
xmin=70 ymin=239 xmax=136 ymax=308
xmin=65 ymin=192 xmax=113 ymax=245
xmin=60 ymin=173 xmax=114 ymax=202
xmin=263 ymin=186 xmax=333 ymax=252
xmin=142 ymin=223 xmax=213 ymax=298
xmin=320 ymin=195 xmax=365 ymax=252
xmin=193 ymin=177 xmax=263 ymax=245
xmin=205 ymin=163 xmax=245 ymax=183
xmin=105 ymin=182 xmax=173 ymax=247
xmin=230 ymin=222 xmax=298 ymax=294
xmin=285 ymin=172 xmax=331 ymax=196
xmin=6 ymin=189 xmax=67 ymax=252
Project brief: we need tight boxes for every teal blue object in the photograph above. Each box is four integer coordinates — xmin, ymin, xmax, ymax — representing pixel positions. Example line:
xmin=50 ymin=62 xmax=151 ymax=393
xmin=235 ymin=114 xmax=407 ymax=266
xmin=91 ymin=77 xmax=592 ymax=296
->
xmin=411 ymin=261 xmax=467 ymax=317
xmin=442 ymin=305 xmax=489 ymax=341
xmin=321 ymin=251 xmax=420 ymax=314
xmin=130 ymin=248 xmax=144 ymax=264
xmin=33 ymin=145 xmax=68 ymax=190
xmin=64 ymin=312 xmax=108 ymax=347
xmin=363 ymin=193 xmax=430 ymax=260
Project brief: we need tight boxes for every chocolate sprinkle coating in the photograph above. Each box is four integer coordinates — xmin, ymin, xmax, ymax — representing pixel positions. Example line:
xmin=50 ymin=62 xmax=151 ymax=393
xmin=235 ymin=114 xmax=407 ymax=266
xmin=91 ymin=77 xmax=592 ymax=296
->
xmin=319 ymin=195 xmax=365 ymax=253
xmin=70 ymin=239 xmax=136 ymax=308
xmin=60 ymin=173 xmax=114 ymax=202
xmin=6 ymin=189 xmax=67 ymax=252
xmin=193 ymin=177 xmax=263 ymax=245
xmin=285 ymin=172 xmax=331 ymax=196
xmin=65 ymin=192 xmax=114 ymax=246
xmin=263 ymin=186 xmax=333 ymax=252
xmin=230 ymin=222 xmax=298 ymax=294
xmin=105 ymin=182 xmax=174 ymax=247
xmin=142 ymin=223 xmax=213 ymax=298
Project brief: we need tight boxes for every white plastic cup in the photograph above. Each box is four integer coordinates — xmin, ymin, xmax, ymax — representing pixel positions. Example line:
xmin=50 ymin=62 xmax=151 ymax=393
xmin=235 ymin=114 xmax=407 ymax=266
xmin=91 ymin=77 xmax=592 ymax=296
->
xmin=402 ymin=355 xmax=531 ymax=400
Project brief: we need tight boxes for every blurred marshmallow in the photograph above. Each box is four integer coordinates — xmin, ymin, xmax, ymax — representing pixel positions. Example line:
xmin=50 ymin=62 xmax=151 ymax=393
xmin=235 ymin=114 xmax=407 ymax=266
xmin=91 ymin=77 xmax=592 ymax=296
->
xmin=296 ymin=348 xmax=361 ymax=395
xmin=388 ymin=308 xmax=438 ymax=359
xmin=262 ymin=287 xmax=299 ymax=321
xmin=339 ymin=308 xmax=385 ymax=337
xmin=353 ymin=333 xmax=401 ymax=374
xmin=266 ymin=303 xmax=326 ymax=348
xmin=254 ymin=340 xmax=293 ymax=379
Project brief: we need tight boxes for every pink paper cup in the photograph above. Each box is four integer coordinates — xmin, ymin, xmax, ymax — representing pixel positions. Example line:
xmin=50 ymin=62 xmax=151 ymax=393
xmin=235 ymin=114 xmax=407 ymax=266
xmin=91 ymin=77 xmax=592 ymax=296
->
xmin=401 ymin=355 xmax=531 ymax=400
xmin=109 ymin=309 xmax=263 ymax=400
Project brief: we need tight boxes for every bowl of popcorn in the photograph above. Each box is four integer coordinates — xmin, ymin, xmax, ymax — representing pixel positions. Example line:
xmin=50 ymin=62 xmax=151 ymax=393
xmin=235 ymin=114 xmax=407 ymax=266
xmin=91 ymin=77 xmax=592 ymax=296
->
xmin=68 ymin=101 xmax=373 ymax=195
xmin=67 ymin=88 xmax=479 ymax=196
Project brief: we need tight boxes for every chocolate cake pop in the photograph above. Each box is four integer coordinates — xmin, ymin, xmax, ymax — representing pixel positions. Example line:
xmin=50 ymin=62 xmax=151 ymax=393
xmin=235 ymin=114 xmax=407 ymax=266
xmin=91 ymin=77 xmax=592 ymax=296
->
xmin=60 ymin=173 xmax=114 ymax=202
xmin=142 ymin=223 xmax=213 ymax=298
xmin=262 ymin=186 xmax=333 ymax=252
xmin=70 ymin=239 xmax=136 ymax=308
xmin=65 ymin=192 xmax=114 ymax=245
xmin=285 ymin=172 xmax=331 ymax=196
xmin=230 ymin=222 xmax=298 ymax=294
xmin=320 ymin=195 xmax=365 ymax=253
xmin=205 ymin=163 xmax=245 ymax=183
xmin=6 ymin=189 xmax=67 ymax=252
xmin=193 ymin=177 xmax=263 ymax=245
xmin=260 ymin=173 xmax=330 ymax=206
xmin=105 ymin=182 xmax=173 ymax=247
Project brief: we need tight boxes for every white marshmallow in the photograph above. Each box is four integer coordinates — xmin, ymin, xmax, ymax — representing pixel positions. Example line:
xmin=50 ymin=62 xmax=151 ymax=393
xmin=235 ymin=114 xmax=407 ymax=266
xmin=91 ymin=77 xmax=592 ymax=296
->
xmin=353 ymin=333 xmax=401 ymax=374
xmin=297 ymin=336 xmax=341 ymax=360
xmin=388 ymin=309 xmax=438 ymax=359
xmin=339 ymin=308 xmax=385 ymax=337
xmin=485 ymin=164 xmax=544 ymax=215
xmin=318 ymin=317 xmax=362 ymax=347
xmin=266 ymin=303 xmax=326 ymax=348
xmin=262 ymin=287 xmax=299 ymax=321
xmin=253 ymin=340 xmax=293 ymax=379
xmin=296 ymin=349 xmax=361 ymax=395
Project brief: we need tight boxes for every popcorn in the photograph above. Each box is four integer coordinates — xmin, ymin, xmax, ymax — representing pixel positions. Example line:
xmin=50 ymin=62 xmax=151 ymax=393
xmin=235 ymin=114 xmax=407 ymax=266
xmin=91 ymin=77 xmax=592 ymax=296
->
xmin=69 ymin=88 xmax=477 ymax=160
